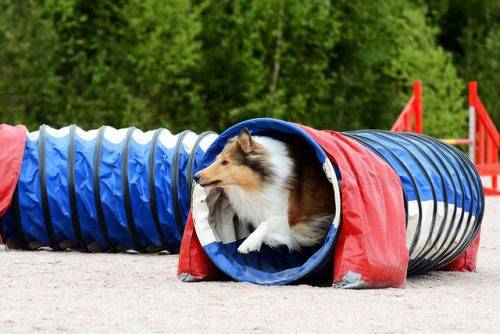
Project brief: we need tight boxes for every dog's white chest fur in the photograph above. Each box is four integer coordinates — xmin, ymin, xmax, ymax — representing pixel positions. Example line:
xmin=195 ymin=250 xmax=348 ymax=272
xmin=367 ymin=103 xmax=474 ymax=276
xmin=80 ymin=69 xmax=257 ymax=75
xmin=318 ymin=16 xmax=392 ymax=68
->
xmin=224 ymin=136 xmax=299 ymax=253
xmin=225 ymin=185 xmax=290 ymax=227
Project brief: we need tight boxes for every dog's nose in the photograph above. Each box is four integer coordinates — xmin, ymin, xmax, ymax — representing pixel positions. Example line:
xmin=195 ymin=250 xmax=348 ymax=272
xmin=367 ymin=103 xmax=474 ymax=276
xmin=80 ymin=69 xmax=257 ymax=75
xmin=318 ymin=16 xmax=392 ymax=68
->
xmin=193 ymin=172 xmax=201 ymax=184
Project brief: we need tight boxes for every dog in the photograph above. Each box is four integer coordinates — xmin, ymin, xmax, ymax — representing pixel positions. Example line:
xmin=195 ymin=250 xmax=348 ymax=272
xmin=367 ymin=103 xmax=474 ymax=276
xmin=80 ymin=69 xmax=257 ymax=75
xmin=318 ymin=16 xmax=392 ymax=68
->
xmin=193 ymin=128 xmax=336 ymax=254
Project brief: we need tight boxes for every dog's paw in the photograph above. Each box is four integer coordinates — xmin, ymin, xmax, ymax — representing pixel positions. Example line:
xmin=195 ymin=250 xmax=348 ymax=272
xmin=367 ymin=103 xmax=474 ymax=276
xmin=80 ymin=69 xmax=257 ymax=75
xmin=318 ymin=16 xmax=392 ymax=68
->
xmin=237 ymin=234 xmax=262 ymax=254
xmin=237 ymin=240 xmax=258 ymax=254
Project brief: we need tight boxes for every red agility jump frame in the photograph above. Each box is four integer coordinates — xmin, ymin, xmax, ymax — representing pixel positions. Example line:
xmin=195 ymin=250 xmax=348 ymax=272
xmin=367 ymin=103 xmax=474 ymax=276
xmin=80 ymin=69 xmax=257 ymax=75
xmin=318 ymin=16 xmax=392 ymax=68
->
xmin=470 ymin=82 xmax=500 ymax=195
xmin=392 ymin=80 xmax=500 ymax=196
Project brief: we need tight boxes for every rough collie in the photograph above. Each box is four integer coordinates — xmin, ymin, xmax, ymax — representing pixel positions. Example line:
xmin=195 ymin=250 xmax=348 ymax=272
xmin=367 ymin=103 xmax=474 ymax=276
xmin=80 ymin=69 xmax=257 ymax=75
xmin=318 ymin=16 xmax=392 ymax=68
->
xmin=193 ymin=128 xmax=336 ymax=253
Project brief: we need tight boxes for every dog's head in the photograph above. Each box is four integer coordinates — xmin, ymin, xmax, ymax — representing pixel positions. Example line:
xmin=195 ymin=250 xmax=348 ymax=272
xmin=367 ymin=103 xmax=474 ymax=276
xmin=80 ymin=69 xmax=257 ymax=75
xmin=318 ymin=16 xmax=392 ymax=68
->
xmin=193 ymin=128 xmax=270 ymax=192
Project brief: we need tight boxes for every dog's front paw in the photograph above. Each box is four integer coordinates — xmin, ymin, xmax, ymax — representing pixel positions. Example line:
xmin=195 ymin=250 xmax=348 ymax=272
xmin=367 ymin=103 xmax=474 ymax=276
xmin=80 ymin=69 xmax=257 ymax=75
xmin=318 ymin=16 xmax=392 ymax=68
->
xmin=237 ymin=234 xmax=262 ymax=254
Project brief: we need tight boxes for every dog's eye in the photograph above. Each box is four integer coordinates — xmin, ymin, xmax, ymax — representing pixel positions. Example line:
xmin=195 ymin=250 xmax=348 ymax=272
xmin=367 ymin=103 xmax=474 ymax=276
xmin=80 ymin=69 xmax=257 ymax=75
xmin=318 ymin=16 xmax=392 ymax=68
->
xmin=221 ymin=160 xmax=229 ymax=166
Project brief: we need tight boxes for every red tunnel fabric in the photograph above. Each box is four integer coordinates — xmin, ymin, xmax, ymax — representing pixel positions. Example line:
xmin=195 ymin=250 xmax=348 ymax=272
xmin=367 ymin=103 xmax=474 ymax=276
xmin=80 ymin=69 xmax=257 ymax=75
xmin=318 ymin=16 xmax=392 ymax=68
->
xmin=177 ymin=211 xmax=225 ymax=281
xmin=0 ymin=124 xmax=27 ymax=249
xmin=294 ymin=124 xmax=408 ymax=288
xmin=442 ymin=230 xmax=481 ymax=272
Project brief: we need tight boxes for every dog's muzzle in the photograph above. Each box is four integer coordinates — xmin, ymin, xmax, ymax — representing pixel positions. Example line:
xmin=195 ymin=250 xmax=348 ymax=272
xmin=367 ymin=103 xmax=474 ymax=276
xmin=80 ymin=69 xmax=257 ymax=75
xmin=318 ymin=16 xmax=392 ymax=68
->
xmin=193 ymin=172 xmax=221 ymax=188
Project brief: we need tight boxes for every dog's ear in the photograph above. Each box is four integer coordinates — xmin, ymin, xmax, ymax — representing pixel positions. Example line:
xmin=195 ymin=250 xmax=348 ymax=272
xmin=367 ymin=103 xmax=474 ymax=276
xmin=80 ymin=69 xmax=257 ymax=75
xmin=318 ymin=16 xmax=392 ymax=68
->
xmin=237 ymin=127 xmax=252 ymax=154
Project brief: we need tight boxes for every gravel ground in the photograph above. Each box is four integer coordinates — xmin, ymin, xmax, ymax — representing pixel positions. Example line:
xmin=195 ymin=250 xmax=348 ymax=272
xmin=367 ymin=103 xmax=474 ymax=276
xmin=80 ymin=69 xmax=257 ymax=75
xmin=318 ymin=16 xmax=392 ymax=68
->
xmin=1 ymin=196 xmax=499 ymax=333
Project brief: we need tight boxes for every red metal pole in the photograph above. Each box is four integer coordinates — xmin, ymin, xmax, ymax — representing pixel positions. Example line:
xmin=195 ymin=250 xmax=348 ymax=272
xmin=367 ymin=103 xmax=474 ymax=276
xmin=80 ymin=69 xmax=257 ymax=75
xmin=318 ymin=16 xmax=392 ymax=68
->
xmin=479 ymin=119 xmax=485 ymax=165
xmin=413 ymin=81 xmax=423 ymax=134
xmin=405 ymin=113 xmax=412 ymax=133
xmin=487 ymin=136 xmax=494 ymax=164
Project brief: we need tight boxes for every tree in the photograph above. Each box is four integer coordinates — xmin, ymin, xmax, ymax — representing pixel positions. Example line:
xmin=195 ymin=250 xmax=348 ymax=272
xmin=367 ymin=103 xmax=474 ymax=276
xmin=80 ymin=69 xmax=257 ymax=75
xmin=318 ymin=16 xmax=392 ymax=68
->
xmin=0 ymin=0 xmax=477 ymax=138
xmin=426 ymin=0 xmax=500 ymax=130
xmin=332 ymin=0 xmax=466 ymax=138
xmin=0 ymin=0 xmax=62 ymax=129
xmin=194 ymin=0 xmax=341 ymax=132
xmin=47 ymin=0 xmax=203 ymax=132
xmin=0 ymin=0 xmax=203 ymax=132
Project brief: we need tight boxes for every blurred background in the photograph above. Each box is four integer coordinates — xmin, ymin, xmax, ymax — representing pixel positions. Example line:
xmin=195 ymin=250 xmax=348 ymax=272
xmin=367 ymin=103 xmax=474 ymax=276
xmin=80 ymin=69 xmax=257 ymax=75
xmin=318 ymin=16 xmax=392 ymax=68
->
xmin=0 ymin=0 xmax=499 ymax=137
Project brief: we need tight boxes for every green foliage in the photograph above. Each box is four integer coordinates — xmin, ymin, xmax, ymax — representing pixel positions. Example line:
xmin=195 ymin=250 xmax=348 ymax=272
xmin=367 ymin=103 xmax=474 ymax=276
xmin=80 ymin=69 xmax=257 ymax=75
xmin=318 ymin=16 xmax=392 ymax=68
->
xmin=0 ymin=0 xmax=202 ymax=132
xmin=332 ymin=0 xmax=465 ymax=138
xmin=382 ymin=3 xmax=465 ymax=139
xmin=426 ymin=0 xmax=500 ymax=131
xmin=0 ymin=0 xmax=497 ymax=137
xmin=195 ymin=0 xmax=340 ymax=132
xmin=0 ymin=0 xmax=62 ymax=127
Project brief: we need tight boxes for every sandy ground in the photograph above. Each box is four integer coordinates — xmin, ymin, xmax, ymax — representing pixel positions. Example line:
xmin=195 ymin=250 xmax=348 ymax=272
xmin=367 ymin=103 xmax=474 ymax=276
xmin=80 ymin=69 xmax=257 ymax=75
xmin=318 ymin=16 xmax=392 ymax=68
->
xmin=0 ymin=196 xmax=499 ymax=334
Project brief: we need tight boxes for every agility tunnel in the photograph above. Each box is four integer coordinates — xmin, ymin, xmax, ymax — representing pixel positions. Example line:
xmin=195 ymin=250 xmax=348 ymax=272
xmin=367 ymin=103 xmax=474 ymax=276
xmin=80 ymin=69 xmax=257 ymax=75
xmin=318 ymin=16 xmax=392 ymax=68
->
xmin=178 ymin=118 xmax=484 ymax=287
xmin=0 ymin=124 xmax=217 ymax=253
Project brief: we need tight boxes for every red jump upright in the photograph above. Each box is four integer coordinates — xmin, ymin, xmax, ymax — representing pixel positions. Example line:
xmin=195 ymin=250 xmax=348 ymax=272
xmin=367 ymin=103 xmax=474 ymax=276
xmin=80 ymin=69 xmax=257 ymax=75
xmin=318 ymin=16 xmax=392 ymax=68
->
xmin=469 ymin=82 xmax=500 ymax=196
xmin=391 ymin=81 xmax=423 ymax=134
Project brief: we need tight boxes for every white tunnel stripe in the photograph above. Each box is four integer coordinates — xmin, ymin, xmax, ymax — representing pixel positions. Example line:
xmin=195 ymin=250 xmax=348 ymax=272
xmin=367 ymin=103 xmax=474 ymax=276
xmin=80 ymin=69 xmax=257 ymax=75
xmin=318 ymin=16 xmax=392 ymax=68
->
xmin=27 ymin=125 xmax=213 ymax=153
xmin=407 ymin=200 xmax=475 ymax=260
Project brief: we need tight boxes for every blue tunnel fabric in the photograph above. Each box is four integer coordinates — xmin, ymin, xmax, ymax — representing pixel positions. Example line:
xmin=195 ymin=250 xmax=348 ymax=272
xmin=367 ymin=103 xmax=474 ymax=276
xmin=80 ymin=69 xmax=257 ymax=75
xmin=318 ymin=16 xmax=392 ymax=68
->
xmin=1 ymin=125 xmax=217 ymax=253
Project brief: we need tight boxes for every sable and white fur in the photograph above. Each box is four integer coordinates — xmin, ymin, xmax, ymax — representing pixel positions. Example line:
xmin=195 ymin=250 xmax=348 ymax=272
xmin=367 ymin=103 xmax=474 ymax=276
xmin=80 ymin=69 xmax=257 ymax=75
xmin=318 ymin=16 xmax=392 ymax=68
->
xmin=193 ymin=128 xmax=336 ymax=253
